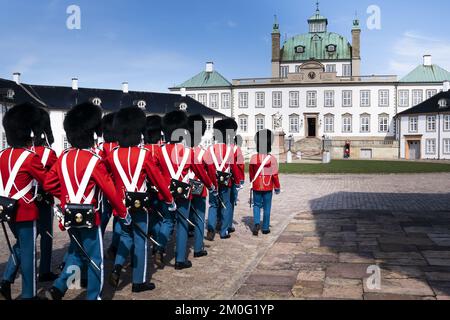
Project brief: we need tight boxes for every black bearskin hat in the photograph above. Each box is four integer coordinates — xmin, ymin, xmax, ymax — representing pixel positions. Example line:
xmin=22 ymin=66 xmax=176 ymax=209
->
xmin=235 ymin=134 xmax=243 ymax=147
xmin=144 ymin=115 xmax=162 ymax=145
xmin=113 ymin=107 xmax=146 ymax=148
xmin=213 ymin=119 xmax=226 ymax=144
xmin=63 ymin=102 xmax=102 ymax=149
xmin=3 ymin=103 xmax=42 ymax=148
xmin=255 ymin=129 xmax=274 ymax=154
xmin=187 ymin=114 xmax=206 ymax=147
xmin=33 ymin=108 xmax=54 ymax=147
xmin=162 ymin=110 xmax=188 ymax=143
xmin=101 ymin=112 xmax=117 ymax=143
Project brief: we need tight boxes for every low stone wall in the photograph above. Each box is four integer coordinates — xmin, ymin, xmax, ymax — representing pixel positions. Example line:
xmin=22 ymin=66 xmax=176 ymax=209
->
xmin=329 ymin=139 xmax=399 ymax=160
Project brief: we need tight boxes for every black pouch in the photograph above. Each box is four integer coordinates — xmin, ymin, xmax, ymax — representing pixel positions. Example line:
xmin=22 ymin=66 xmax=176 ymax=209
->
xmin=36 ymin=188 xmax=54 ymax=205
xmin=0 ymin=196 xmax=18 ymax=223
xmin=170 ymin=179 xmax=191 ymax=200
xmin=216 ymin=171 xmax=232 ymax=187
xmin=64 ymin=204 xmax=95 ymax=229
xmin=189 ymin=179 xmax=205 ymax=196
xmin=125 ymin=192 xmax=151 ymax=213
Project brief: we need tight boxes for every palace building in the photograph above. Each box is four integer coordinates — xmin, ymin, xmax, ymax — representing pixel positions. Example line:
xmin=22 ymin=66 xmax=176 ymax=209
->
xmin=170 ymin=4 xmax=450 ymax=160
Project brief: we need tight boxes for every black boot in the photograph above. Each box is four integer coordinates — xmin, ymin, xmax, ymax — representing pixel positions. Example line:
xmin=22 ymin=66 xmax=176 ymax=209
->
xmin=108 ymin=265 xmax=122 ymax=288
xmin=0 ymin=280 xmax=12 ymax=301
xmin=194 ymin=250 xmax=208 ymax=258
xmin=45 ymin=287 xmax=64 ymax=301
xmin=106 ymin=246 xmax=118 ymax=260
xmin=132 ymin=283 xmax=156 ymax=293
xmin=253 ymin=224 xmax=260 ymax=236
xmin=206 ymin=230 xmax=215 ymax=241
xmin=39 ymin=272 xmax=59 ymax=283
xmin=154 ymin=252 xmax=165 ymax=268
xmin=228 ymin=226 xmax=236 ymax=234
xmin=262 ymin=229 xmax=271 ymax=235
xmin=175 ymin=260 xmax=193 ymax=270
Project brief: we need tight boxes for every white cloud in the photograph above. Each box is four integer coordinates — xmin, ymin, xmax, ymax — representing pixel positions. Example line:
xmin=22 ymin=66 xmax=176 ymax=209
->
xmin=389 ymin=31 xmax=450 ymax=76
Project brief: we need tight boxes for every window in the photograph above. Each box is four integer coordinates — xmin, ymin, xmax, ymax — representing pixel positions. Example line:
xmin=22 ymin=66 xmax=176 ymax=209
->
xmin=307 ymin=91 xmax=317 ymax=107
xmin=187 ymin=94 xmax=196 ymax=100
xmin=399 ymin=90 xmax=409 ymax=107
xmin=324 ymin=90 xmax=335 ymax=107
xmin=198 ymin=94 xmax=207 ymax=106
xmin=295 ymin=65 xmax=302 ymax=73
xmin=238 ymin=116 xmax=248 ymax=133
xmin=444 ymin=139 xmax=450 ymax=154
xmin=280 ymin=66 xmax=289 ymax=78
xmin=409 ymin=116 xmax=418 ymax=133
xmin=63 ymin=136 xmax=71 ymax=150
xmin=360 ymin=115 xmax=370 ymax=133
xmin=342 ymin=91 xmax=352 ymax=107
xmin=378 ymin=115 xmax=389 ymax=133
xmin=360 ymin=90 xmax=371 ymax=107
xmin=210 ymin=93 xmax=219 ymax=109
xmin=289 ymin=115 xmax=299 ymax=133
xmin=342 ymin=115 xmax=352 ymax=133
xmin=272 ymin=91 xmax=282 ymax=108
xmin=221 ymin=93 xmax=230 ymax=109
xmin=343 ymin=64 xmax=351 ymax=77
xmin=326 ymin=45 xmax=337 ymax=53
xmin=426 ymin=139 xmax=436 ymax=155
xmin=1 ymin=133 xmax=8 ymax=150
xmin=427 ymin=115 xmax=436 ymax=132
xmin=326 ymin=64 xmax=336 ymax=73
xmin=256 ymin=92 xmax=265 ymax=108
xmin=379 ymin=90 xmax=389 ymax=107
xmin=295 ymin=46 xmax=305 ymax=54
xmin=444 ymin=115 xmax=450 ymax=131
xmin=412 ymin=90 xmax=423 ymax=106
xmin=427 ymin=89 xmax=438 ymax=99
xmin=205 ymin=119 xmax=213 ymax=131
xmin=256 ymin=116 xmax=265 ymax=132
xmin=289 ymin=91 xmax=299 ymax=108
xmin=238 ymin=92 xmax=248 ymax=108
xmin=324 ymin=115 xmax=334 ymax=133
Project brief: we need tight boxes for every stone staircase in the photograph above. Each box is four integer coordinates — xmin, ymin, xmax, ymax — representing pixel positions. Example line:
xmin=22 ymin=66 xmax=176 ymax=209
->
xmin=293 ymin=138 xmax=323 ymax=161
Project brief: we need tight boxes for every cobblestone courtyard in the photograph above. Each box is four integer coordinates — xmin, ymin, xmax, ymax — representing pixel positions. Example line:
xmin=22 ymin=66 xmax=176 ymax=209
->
xmin=1 ymin=174 xmax=450 ymax=300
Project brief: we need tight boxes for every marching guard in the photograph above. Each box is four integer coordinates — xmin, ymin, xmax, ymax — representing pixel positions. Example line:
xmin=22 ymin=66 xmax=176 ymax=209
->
xmin=153 ymin=110 xmax=216 ymax=270
xmin=0 ymin=103 xmax=50 ymax=300
xmin=43 ymin=102 xmax=131 ymax=300
xmin=249 ymin=129 xmax=281 ymax=236
xmin=106 ymin=107 xmax=175 ymax=293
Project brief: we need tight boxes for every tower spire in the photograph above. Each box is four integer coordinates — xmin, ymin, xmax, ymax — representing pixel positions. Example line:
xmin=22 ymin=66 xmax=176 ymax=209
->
xmin=316 ymin=1 xmax=320 ymax=13
xmin=272 ymin=14 xmax=279 ymax=33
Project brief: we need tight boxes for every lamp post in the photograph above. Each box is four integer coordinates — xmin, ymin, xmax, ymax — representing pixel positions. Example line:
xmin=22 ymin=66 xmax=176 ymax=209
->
xmin=287 ymin=135 xmax=293 ymax=163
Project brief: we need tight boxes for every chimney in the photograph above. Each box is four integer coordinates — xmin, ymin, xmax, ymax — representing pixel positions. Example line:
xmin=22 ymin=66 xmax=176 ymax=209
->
xmin=423 ymin=55 xmax=432 ymax=67
xmin=72 ymin=78 xmax=79 ymax=90
xmin=180 ymin=87 xmax=187 ymax=97
xmin=444 ymin=80 xmax=450 ymax=92
xmin=206 ymin=62 xmax=214 ymax=73
xmin=271 ymin=15 xmax=281 ymax=78
xmin=13 ymin=72 xmax=21 ymax=84
xmin=122 ymin=82 xmax=129 ymax=94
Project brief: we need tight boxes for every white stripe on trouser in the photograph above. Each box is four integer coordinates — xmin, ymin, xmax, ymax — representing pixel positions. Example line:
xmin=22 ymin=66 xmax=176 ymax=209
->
xmin=32 ymin=221 xmax=37 ymax=297
xmin=143 ymin=214 xmax=148 ymax=283
xmin=97 ymin=228 xmax=104 ymax=301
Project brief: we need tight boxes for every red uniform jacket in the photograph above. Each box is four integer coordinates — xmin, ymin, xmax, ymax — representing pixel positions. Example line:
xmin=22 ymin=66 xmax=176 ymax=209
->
xmin=43 ymin=149 xmax=128 ymax=226
xmin=0 ymin=148 xmax=48 ymax=222
xmin=206 ymin=143 xmax=243 ymax=188
xmin=98 ymin=142 xmax=118 ymax=160
xmin=191 ymin=146 xmax=218 ymax=198
xmin=153 ymin=143 xmax=214 ymax=200
xmin=32 ymin=146 xmax=58 ymax=170
xmin=105 ymin=146 xmax=174 ymax=209
xmin=144 ymin=144 xmax=168 ymax=202
xmin=232 ymin=145 xmax=245 ymax=185
xmin=249 ymin=154 xmax=280 ymax=192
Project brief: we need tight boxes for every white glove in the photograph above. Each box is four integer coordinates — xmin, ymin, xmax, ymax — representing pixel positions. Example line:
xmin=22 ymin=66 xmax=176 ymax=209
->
xmin=168 ymin=201 xmax=177 ymax=212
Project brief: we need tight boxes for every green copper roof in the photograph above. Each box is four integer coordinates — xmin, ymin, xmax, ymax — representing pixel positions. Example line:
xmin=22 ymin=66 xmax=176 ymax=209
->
xmin=308 ymin=10 xmax=327 ymax=22
xmin=175 ymin=70 xmax=231 ymax=89
xmin=281 ymin=32 xmax=352 ymax=62
xmin=400 ymin=64 xmax=450 ymax=83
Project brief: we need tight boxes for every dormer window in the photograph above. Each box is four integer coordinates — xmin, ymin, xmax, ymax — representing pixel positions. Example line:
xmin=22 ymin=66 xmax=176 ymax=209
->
xmin=136 ymin=100 xmax=147 ymax=110
xmin=179 ymin=103 xmax=188 ymax=111
xmin=438 ymin=98 xmax=448 ymax=108
xmin=295 ymin=46 xmax=305 ymax=54
xmin=92 ymin=97 xmax=102 ymax=106
xmin=326 ymin=44 xmax=337 ymax=53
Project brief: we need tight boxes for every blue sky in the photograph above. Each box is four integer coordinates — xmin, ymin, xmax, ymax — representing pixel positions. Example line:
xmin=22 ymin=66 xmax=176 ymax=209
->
xmin=0 ymin=0 xmax=449 ymax=92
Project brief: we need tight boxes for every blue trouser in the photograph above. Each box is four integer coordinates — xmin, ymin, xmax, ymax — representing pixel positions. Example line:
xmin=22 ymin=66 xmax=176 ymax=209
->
xmin=101 ymin=199 xmax=120 ymax=250
xmin=54 ymin=227 xmax=103 ymax=300
xmin=190 ymin=196 xmax=206 ymax=253
xmin=207 ymin=186 xmax=232 ymax=237
xmin=148 ymin=197 xmax=163 ymax=239
xmin=3 ymin=221 xmax=37 ymax=299
xmin=155 ymin=202 xmax=175 ymax=253
xmin=37 ymin=201 xmax=53 ymax=275
xmin=229 ymin=184 xmax=239 ymax=230
xmin=156 ymin=200 xmax=191 ymax=263
xmin=253 ymin=191 xmax=273 ymax=232
xmin=114 ymin=210 xmax=149 ymax=284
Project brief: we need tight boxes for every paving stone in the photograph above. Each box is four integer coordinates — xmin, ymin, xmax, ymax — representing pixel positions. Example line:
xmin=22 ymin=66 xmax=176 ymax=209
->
xmin=322 ymin=278 xmax=363 ymax=300
xmin=245 ymin=271 xmax=298 ymax=287
xmin=296 ymin=270 xmax=326 ymax=282
xmin=236 ymin=285 xmax=294 ymax=299
xmin=363 ymin=278 xmax=435 ymax=296
xmin=373 ymin=252 xmax=428 ymax=266
xmin=292 ymin=281 xmax=324 ymax=298
xmin=364 ymin=293 xmax=432 ymax=300
xmin=326 ymin=263 xmax=372 ymax=279
xmin=425 ymin=272 xmax=450 ymax=282
xmin=294 ymin=254 xmax=338 ymax=264
xmin=428 ymin=281 xmax=450 ymax=297
xmin=339 ymin=252 xmax=375 ymax=264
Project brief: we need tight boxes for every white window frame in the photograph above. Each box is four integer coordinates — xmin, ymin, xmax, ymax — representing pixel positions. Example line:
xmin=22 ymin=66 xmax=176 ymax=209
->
xmin=307 ymin=91 xmax=317 ymax=108
xmin=409 ymin=116 xmax=418 ymax=133
xmin=343 ymin=64 xmax=351 ymax=77
xmin=221 ymin=93 xmax=230 ymax=109
xmin=360 ymin=115 xmax=371 ymax=133
xmin=198 ymin=94 xmax=207 ymax=106
xmin=360 ymin=90 xmax=371 ymax=107
xmin=289 ymin=91 xmax=299 ymax=108
xmin=426 ymin=115 xmax=437 ymax=132
xmin=210 ymin=93 xmax=219 ymax=109
xmin=444 ymin=139 xmax=450 ymax=154
xmin=324 ymin=115 xmax=334 ymax=133
xmin=342 ymin=115 xmax=353 ymax=133
xmin=289 ymin=115 xmax=299 ymax=133
xmin=378 ymin=115 xmax=389 ymax=133
xmin=255 ymin=116 xmax=265 ymax=132
xmin=256 ymin=92 xmax=265 ymax=108
xmin=379 ymin=90 xmax=389 ymax=107
xmin=444 ymin=115 xmax=450 ymax=132
xmin=280 ymin=66 xmax=289 ymax=78
xmin=425 ymin=139 xmax=436 ymax=155
xmin=412 ymin=90 xmax=423 ymax=106
xmin=399 ymin=90 xmax=409 ymax=107
xmin=63 ymin=136 xmax=71 ymax=150
xmin=1 ymin=132 xmax=8 ymax=150
xmin=326 ymin=64 xmax=336 ymax=73
xmin=238 ymin=92 xmax=248 ymax=108
xmin=427 ymin=89 xmax=438 ymax=99
xmin=342 ymin=90 xmax=352 ymax=107
xmin=238 ymin=116 xmax=248 ymax=133
xmin=205 ymin=119 xmax=213 ymax=131
xmin=324 ymin=90 xmax=335 ymax=108
xmin=272 ymin=91 xmax=282 ymax=108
